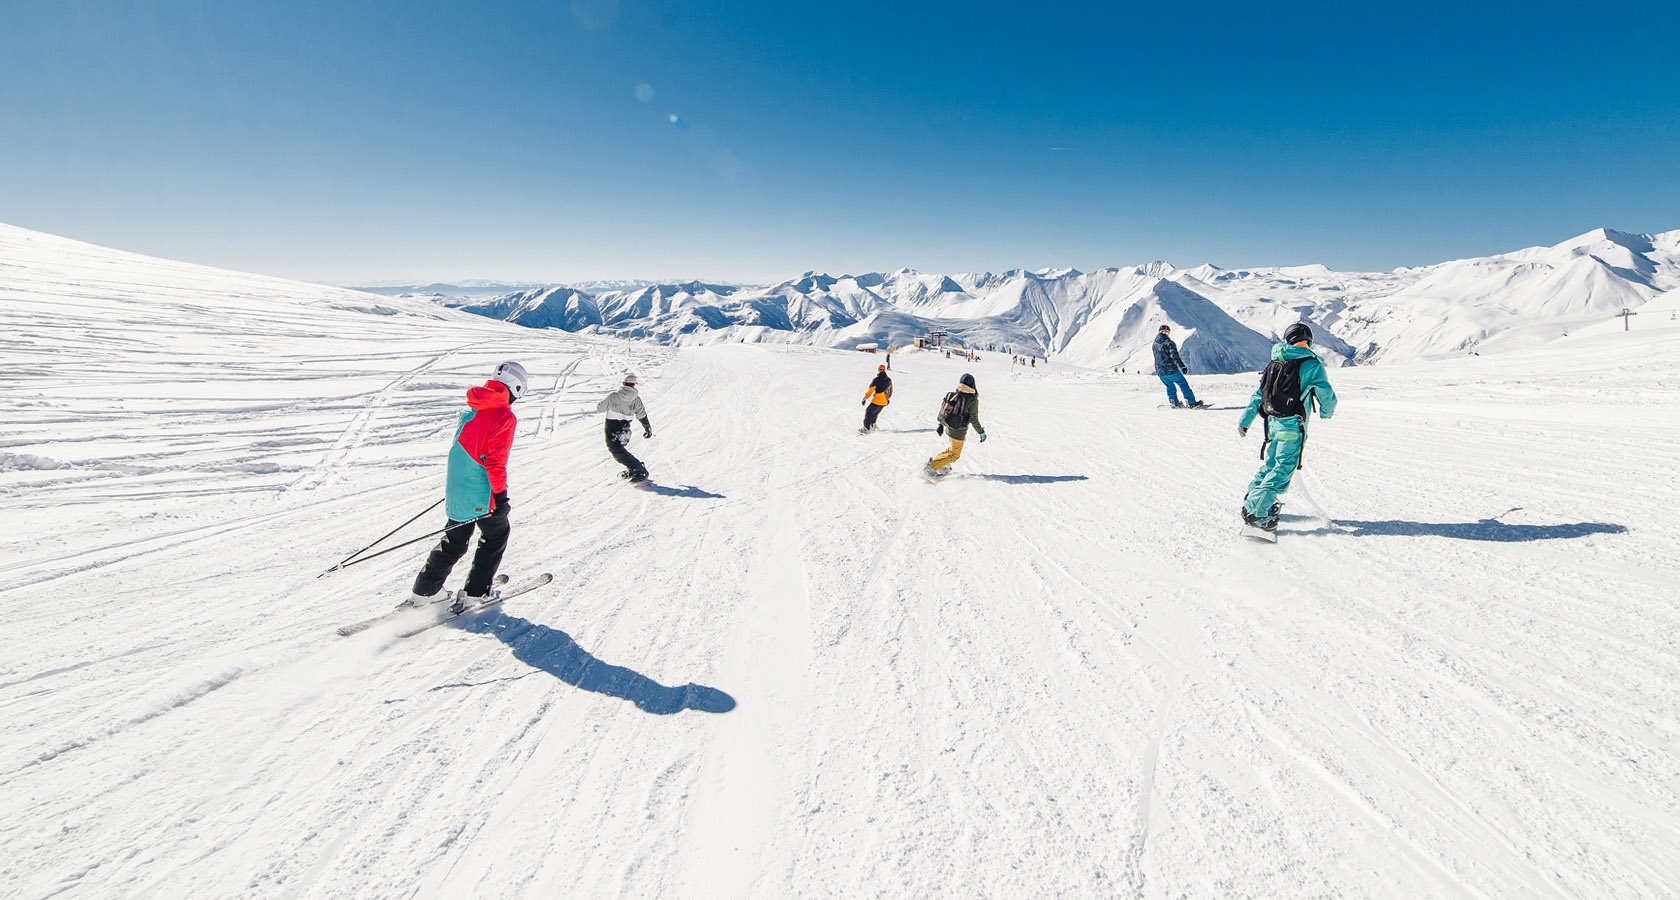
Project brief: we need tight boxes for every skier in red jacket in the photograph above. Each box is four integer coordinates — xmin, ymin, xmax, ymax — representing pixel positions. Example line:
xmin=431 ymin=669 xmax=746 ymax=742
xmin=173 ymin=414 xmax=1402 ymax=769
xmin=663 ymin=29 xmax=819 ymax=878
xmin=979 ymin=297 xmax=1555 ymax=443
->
xmin=408 ymin=361 xmax=526 ymax=613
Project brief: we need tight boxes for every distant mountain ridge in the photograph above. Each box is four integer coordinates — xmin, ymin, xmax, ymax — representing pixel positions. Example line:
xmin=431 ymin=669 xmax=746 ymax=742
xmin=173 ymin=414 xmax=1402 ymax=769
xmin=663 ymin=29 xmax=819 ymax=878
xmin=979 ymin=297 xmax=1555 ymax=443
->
xmin=424 ymin=227 xmax=1679 ymax=370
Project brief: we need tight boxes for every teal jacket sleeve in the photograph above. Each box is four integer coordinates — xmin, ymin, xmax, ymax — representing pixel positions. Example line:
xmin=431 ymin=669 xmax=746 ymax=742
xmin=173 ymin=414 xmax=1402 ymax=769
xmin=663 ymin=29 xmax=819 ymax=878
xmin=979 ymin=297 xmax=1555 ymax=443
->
xmin=1239 ymin=383 xmax=1263 ymax=430
xmin=1302 ymin=359 xmax=1338 ymax=419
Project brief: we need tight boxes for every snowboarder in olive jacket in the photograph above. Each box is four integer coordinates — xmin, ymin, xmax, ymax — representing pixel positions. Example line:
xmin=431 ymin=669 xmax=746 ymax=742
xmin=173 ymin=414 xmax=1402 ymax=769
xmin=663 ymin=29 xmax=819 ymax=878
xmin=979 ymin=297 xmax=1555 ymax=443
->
xmin=1237 ymin=324 xmax=1338 ymax=531
xmin=924 ymin=374 xmax=986 ymax=477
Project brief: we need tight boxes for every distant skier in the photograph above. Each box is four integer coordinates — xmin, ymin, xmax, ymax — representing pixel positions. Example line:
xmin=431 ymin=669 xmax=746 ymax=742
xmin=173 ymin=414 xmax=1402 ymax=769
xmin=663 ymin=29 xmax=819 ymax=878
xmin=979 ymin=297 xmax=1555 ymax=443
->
xmin=1237 ymin=323 xmax=1338 ymax=535
xmin=924 ymin=373 xmax=986 ymax=478
xmin=599 ymin=373 xmax=653 ymax=482
xmin=861 ymin=364 xmax=893 ymax=432
xmin=1153 ymin=325 xmax=1204 ymax=408
xmin=408 ymin=361 xmax=526 ymax=613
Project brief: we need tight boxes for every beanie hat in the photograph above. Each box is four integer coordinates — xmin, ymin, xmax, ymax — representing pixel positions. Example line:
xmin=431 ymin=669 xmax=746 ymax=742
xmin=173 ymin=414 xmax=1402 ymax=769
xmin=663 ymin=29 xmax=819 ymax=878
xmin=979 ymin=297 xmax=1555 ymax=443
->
xmin=622 ymin=373 xmax=639 ymax=385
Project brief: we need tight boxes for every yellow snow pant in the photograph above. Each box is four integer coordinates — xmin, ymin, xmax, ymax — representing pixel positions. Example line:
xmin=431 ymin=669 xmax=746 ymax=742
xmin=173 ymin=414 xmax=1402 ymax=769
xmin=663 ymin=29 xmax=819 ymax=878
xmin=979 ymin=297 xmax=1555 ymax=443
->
xmin=929 ymin=436 xmax=965 ymax=471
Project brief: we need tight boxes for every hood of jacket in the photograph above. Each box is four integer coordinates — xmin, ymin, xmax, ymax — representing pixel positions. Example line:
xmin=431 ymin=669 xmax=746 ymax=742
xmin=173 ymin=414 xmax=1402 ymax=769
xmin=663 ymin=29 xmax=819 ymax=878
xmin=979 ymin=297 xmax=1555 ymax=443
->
xmin=466 ymin=380 xmax=513 ymax=410
xmin=1271 ymin=342 xmax=1320 ymax=363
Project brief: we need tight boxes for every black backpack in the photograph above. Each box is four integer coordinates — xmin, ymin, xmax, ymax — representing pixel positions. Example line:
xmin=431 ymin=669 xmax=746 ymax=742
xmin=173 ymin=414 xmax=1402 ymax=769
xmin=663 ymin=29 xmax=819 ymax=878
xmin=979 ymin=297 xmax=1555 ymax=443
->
xmin=938 ymin=391 xmax=971 ymax=429
xmin=1258 ymin=358 xmax=1307 ymax=419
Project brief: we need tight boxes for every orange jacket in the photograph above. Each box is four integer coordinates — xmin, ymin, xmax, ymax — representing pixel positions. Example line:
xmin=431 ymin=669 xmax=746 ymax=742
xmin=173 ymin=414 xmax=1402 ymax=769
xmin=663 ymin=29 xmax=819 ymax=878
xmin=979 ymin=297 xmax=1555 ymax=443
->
xmin=864 ymin=372 xmax=893 ymax=405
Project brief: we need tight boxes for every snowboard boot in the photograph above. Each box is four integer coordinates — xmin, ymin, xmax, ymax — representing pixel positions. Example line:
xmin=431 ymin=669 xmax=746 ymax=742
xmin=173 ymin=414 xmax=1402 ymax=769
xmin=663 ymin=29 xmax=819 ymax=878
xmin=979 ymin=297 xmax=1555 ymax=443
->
xmin=1257 ymin=502 xmax=1282 ymax=531
xmin=1188 ymin=400 xmax=1207 ymax=409
xmin=1241 ymin=508 xmax=1260 ymax=527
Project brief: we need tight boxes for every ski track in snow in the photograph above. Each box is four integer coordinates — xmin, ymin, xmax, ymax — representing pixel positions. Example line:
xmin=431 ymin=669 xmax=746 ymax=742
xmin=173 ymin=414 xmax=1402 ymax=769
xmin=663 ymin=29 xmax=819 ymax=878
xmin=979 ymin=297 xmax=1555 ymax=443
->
xmin=2 ymin=227 xmax=1679 ymax=899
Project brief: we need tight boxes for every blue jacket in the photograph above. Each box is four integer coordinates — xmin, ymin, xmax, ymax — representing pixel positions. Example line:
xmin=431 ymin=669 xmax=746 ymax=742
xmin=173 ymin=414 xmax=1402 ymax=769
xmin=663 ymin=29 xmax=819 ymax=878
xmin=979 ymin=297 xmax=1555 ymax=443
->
xmin=1239 ymin=343 xmax=1338 ymax=432
xmin=1152 ymin=333 xmax=1187 ymax=376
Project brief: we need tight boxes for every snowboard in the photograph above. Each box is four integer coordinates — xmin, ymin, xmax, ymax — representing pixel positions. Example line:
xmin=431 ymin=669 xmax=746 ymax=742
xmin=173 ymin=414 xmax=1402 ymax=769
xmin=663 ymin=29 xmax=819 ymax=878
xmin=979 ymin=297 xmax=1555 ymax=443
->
xmin=396 ymin=572 xmax=554 ymax=638
xmin=1240 ymin=525 xmax=1278 ymax=543
xmin=1157 ymin=402 xmax=1216 ymax=410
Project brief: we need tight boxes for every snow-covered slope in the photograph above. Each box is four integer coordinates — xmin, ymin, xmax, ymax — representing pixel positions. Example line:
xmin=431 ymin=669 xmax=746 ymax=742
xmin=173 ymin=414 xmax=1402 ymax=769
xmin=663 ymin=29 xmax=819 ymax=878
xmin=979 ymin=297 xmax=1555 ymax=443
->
xmin=4 ymin=223 xmax=1679 ymax=899
xmin=442 ymin=227 xmax=1680 ymax=369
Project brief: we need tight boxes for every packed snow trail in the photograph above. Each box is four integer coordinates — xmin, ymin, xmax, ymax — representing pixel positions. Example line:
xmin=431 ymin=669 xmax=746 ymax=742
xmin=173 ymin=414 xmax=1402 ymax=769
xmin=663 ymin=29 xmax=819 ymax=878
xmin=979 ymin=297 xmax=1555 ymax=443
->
xmin=4 ymin=226 xmax=1679 ymax=899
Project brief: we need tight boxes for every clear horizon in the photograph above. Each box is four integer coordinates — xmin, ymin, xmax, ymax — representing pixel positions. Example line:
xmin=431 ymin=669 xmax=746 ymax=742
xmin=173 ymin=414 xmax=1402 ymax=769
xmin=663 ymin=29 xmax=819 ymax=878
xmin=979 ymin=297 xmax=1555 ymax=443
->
xmin=3 ymin=1 xmax=1677 ymax=285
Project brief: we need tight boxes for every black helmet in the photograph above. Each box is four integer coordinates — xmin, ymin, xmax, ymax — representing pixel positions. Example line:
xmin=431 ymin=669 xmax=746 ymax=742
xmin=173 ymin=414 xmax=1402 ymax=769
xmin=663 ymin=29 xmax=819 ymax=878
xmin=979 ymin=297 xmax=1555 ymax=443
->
xmin=1282 ymin=323 xmax=1313 ymax=346
xmin=959 ymin=373 xmax=976 ymax=389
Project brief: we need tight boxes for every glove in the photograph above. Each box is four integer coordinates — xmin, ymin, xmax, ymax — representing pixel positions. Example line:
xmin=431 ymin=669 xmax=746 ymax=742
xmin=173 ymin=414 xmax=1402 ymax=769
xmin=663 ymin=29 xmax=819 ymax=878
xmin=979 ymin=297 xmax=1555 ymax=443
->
xmin=977 ymin=432 xmax=988 ymax=442
xmin=862 ymin=400 xmax=868 ymax=406
xmin=644 ymin=429 xmax=654 ymax=439
xmin=1237 ymin=424 xmax=1248 ymax=437
xmin=493 ymin=491 xmax=511 ymax=513
xmin=937 ymin=424 xmax=944 ymax=436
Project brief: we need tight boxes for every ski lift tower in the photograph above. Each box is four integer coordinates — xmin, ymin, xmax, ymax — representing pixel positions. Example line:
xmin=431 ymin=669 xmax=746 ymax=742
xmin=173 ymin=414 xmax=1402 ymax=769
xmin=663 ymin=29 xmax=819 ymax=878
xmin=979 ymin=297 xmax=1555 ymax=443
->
xmin=1616 ymin=308 xmax=1637 ymax=331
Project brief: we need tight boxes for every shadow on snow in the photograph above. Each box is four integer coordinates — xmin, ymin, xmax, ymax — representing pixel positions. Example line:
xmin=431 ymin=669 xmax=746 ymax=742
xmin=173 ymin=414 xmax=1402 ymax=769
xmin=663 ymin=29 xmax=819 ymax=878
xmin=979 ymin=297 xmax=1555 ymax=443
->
xmin=1301 ymin=517 xmax=1627 ymax=542
xmin=640 ymin=483 xmax=726 ymax=499
xmin=967 ymin=474 xmax=1090 ymax=485
xmin=451 ymin=610 xmax=736 ymax=714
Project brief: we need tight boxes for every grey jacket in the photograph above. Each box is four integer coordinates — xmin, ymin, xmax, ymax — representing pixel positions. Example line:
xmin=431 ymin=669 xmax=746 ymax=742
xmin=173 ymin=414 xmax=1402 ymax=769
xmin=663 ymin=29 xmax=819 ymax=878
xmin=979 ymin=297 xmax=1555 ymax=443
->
xmin=598 ymin=386 xmax=649 ymax=427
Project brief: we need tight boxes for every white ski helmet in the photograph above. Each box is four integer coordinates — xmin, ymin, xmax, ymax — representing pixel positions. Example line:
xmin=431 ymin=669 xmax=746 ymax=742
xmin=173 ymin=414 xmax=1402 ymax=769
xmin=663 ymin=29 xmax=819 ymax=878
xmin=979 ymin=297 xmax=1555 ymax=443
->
xmin=492 ymin=361 xmax=528 ymax=399
xmin=622 ymin=372 xmax=639 ymax=385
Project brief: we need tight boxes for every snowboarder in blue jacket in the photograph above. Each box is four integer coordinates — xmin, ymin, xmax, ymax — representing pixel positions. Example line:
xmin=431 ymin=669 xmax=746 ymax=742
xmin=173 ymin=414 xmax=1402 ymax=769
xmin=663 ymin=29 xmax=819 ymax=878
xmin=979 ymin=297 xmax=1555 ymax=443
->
xmin=1237 ymin=324 xmax=1337 ymax=532
xmin=1153 ymin=326 xmax=1204 ymax=408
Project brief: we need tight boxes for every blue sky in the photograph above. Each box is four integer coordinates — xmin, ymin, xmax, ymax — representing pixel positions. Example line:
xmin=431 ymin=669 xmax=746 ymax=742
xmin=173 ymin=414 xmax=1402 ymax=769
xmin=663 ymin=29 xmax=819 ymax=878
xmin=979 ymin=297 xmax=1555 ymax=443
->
xmin=1 ymin=0 xmax=1676 ymax=284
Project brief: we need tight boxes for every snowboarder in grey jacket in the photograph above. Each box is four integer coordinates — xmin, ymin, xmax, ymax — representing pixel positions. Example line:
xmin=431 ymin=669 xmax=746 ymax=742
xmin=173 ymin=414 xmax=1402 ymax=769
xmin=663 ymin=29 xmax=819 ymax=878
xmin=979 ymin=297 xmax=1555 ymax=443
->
xmin=598 ymin=373 xmax=653 ymax=481
xmin=1153 ymin=325 xmax=1204 ymax=408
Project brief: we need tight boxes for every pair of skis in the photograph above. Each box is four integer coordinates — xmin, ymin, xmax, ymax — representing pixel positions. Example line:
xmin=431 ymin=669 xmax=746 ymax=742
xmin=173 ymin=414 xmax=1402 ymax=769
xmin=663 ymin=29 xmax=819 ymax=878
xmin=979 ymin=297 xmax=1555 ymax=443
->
xmin=335 ymin=572 xmax=553 ymax=637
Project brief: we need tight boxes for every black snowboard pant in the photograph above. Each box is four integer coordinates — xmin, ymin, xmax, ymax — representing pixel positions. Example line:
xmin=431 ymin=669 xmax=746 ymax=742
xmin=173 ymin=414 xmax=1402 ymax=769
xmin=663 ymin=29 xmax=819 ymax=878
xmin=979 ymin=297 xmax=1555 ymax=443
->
xmin=863 ymin=403 xmax=883 ymax=430
xmin=413 ymin=505 xmax=510 ymax=599
xmin=605 ymin=419 xmax=647 ymax=479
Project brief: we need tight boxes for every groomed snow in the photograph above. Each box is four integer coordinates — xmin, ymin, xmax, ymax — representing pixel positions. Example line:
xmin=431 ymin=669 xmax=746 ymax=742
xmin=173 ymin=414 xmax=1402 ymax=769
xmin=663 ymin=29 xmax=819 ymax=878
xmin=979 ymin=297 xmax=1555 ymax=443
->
xmin=3 ymin=226 xmax=1679 ymax=899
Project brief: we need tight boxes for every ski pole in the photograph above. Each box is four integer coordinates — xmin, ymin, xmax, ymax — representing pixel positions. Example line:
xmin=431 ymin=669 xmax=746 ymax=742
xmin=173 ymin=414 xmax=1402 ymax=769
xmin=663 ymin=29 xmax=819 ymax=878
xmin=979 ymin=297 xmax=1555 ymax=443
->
xmin=319 ymin=498 xmax=443 ymax=577
xmin=318 ymin=519 xmax=481 ymax=574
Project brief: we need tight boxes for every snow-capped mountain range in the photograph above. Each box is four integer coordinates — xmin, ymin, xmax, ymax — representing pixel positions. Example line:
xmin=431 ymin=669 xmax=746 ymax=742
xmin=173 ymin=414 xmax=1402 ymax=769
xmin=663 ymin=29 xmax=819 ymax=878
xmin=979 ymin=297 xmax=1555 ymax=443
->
xmin=423 ymin=228 xmax=1680 ymax=372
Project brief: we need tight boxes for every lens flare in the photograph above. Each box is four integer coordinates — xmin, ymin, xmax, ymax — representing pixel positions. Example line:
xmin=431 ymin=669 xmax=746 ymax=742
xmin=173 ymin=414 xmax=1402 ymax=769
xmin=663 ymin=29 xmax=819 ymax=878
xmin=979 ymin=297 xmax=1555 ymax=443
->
xmin=635 ymin=83 xmax=654 ymax=103
xmin=668 ymin=114 xmax=686 ymax=129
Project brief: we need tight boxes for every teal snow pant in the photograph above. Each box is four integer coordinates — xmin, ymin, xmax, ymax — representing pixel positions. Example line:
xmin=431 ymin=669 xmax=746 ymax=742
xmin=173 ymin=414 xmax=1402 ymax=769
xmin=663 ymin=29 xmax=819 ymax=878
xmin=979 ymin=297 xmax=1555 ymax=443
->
xmin=1244 ymin=415 xmax=1304 ymax=519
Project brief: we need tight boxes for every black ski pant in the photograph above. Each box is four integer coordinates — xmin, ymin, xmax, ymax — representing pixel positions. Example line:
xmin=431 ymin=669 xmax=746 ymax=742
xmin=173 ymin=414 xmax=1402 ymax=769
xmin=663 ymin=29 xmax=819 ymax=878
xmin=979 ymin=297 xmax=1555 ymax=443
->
xmin=605 ymin=419 xmax=647 ymax=479
xmin=412 ymin=505 xmax=510 ymax=599
xmin=863 ymin=403 xmax=883 ymax=430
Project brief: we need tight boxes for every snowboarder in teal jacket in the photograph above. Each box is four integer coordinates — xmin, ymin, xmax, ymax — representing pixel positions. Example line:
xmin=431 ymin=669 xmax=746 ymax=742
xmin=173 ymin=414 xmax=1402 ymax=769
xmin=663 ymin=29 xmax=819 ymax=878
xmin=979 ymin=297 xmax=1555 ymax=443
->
xmin=1237 ymin=324 xmax=1337 ymax=531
